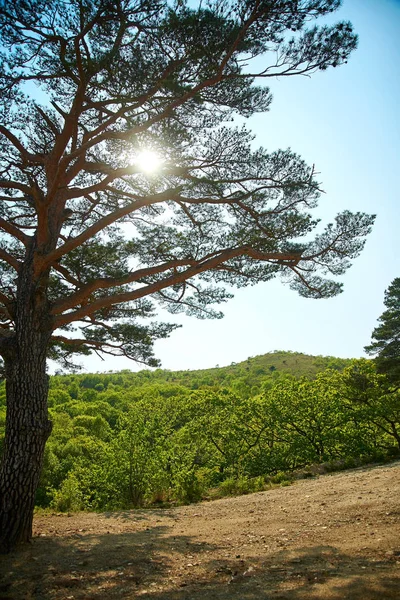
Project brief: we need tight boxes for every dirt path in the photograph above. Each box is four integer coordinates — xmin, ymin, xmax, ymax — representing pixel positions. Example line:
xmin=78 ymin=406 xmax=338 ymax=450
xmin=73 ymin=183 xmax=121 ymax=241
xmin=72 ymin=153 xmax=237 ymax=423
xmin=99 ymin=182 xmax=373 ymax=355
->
xmin=1 ymin=461 xmax=399 ymax=599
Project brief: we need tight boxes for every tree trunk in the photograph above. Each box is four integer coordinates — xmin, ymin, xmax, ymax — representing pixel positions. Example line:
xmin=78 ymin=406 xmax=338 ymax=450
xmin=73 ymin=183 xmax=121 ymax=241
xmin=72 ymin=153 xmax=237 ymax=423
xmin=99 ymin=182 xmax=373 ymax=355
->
xmin=0 ymin=242 xmax=53 ymax=552
xmin=0 ymin=351 xmax=52 ymax=552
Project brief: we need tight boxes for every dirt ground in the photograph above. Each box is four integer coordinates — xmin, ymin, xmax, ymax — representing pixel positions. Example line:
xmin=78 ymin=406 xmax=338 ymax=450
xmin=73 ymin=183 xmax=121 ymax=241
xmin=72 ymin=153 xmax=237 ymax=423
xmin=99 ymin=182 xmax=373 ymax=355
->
xmin=1 ymin=461 xmax=399 ymax=600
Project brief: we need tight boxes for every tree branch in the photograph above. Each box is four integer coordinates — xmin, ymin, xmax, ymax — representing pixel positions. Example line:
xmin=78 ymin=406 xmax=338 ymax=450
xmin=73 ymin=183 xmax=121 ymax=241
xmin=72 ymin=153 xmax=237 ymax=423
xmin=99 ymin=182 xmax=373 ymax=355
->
xmin=0 ymin=179 xmax=34 ymax=196
xmin=0 ymin=216 xmax=29 ymax=246
xmin=52 ymin=258 xmax=197 ymax=314
xmin=0 ymin=125 xmax=43 ymax=162
xmin=53 ymin=246 xmax=302 ymax=327
xmin=41 ymin=187 xmax=180 ymax=269
xmin=0 ymin=247 xmax=21 ymax=271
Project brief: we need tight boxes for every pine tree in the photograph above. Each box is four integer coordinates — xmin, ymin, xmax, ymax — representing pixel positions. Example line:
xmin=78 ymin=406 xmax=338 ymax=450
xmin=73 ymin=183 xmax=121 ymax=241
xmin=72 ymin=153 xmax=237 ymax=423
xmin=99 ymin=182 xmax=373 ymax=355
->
xmin=0 ymin=0 xmax=374 ymax=551
xmin=365 ymin=278 xmax=400 ymax=385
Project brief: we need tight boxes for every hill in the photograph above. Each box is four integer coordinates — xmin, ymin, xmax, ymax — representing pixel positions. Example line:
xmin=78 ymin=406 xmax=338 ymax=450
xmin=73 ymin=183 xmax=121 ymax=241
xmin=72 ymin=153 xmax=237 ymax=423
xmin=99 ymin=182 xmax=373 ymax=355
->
xmin=49 ymin=350 xmax=353 ymax=391
xmin=155 ymin=350 xmax=351 ymax=386
xmin=1 ymin=460 xmax=399 ymax=599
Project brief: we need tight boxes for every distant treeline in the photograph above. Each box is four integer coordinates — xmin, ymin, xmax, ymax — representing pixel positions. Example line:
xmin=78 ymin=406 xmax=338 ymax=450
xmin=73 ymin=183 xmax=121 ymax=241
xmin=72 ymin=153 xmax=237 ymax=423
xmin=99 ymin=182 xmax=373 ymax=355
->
xmin=0 ymin=352 xmax=398 ymax=511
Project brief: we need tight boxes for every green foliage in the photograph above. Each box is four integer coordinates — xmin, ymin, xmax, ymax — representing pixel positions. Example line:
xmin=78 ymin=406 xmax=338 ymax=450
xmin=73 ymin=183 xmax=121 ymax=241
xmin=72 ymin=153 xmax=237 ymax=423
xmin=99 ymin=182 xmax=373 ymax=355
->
xmin=365 ymin=278 xmax=400 ymax=384
xmin=51 ymin=473 xmax=84 ymax=513
xmin=216 ymin=475 xmax=265 ymax=498
xmin=25 ymin=352 xmax=399 ymax=512
xmin=270 ymin=471 xmax=292 ymax=485
xmin=0 ymin=0 xmax=373 ymax=371
xmin=72 ymin=415 xmax=111 ymax=440
xmin=337 ymin=360 xmax=400 ymax=451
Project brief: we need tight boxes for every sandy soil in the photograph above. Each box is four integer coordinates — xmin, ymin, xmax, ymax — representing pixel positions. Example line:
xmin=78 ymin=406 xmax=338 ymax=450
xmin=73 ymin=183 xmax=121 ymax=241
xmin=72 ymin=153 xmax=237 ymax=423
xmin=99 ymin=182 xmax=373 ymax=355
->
xmin=1 ymin=461 xmax=399 ymax=600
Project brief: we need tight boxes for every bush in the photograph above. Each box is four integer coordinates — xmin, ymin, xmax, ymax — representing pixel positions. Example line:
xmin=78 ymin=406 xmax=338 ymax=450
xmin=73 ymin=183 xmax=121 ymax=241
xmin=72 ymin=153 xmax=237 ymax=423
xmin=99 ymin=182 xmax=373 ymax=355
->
xmin=173 ymin=469 xmax=205 ymax=504
xmin=51 ymin=473 xmax=84 ymax=512
xmin=217 ymin=475 xmax=265 ymax=498
xmin=270 ymin=471 xmax=292 ymax=484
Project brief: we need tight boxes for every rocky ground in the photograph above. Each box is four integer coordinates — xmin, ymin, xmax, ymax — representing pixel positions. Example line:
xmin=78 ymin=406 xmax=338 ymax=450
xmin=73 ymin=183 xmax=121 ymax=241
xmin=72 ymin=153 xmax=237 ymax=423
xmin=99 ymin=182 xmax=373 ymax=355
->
xmin=1 ymin=461 xmax=399 ymax=600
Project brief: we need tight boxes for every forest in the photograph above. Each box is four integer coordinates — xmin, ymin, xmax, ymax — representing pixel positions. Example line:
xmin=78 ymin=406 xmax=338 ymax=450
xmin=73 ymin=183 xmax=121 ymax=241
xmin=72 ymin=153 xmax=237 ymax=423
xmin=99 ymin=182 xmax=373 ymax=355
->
xmin=1 ymin=351 xmax=398 ymax=513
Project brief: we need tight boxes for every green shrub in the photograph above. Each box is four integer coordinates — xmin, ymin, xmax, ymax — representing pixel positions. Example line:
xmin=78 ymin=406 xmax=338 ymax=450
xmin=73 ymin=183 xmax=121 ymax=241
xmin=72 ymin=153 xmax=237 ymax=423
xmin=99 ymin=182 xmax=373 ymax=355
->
xmin=173 ymin=469 xmax=205 ymax=504
xmin=217 ymin=475 xmax=265 ymax=497
xmin=270 ymin=471 xmax=292 ymax=484
xmin=51 ymin=473 xmax=84 ymax=512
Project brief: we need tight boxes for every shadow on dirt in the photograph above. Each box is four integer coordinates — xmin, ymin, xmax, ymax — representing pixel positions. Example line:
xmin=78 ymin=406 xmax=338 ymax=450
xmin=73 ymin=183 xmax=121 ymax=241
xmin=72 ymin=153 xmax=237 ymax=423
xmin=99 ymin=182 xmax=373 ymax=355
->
xmin=102 ymin=507 xmax=181 ymax=522
xmin=1 ymin=530 xmax=399 ymax=600
xmin=0 ymin=524 xmax=212 ymax=600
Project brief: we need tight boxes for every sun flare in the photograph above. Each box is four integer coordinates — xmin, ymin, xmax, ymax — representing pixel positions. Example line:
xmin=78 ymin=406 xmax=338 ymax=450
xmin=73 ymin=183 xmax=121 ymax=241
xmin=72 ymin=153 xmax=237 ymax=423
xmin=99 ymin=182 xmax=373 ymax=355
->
xmin=135 ymin=149 xmax=164 ymax=174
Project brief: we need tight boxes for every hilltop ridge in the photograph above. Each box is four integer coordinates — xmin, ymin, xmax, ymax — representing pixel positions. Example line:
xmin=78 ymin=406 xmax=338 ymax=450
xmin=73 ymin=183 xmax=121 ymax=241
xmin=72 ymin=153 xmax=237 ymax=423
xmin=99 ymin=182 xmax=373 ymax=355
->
xmin=52 ymin=350 xmax=354 ymax=390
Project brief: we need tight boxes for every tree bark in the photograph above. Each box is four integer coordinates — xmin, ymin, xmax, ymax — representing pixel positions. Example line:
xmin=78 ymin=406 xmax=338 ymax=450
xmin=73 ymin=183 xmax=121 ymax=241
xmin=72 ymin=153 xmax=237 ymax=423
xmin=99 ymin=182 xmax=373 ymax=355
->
xmin=0 ymin=243 xmax=53 ymax=552
xmin=0 ymin=349 xmax=52 ymax=552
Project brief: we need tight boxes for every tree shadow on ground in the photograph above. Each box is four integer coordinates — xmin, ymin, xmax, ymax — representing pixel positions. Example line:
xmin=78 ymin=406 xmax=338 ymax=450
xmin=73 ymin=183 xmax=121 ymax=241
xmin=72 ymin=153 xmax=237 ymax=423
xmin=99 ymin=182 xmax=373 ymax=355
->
xmin=1 ymin=532 xmax=399 ymax=600
xmin=164 ymin=545 xmax=400 ymax=600
xmin=0 ymin=523 xmax=215 ymax=600
xmin=102 ymin=507 xmax=182 ymax=522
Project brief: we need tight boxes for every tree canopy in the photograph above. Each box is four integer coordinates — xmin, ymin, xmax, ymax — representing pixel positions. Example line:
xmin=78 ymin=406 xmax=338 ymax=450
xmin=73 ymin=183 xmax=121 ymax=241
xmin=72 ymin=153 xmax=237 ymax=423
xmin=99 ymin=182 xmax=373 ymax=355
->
xmin=0 ymin=0 xmax=374 ymax=369
xmin=365 ymin=278 xmax=400 ymax=385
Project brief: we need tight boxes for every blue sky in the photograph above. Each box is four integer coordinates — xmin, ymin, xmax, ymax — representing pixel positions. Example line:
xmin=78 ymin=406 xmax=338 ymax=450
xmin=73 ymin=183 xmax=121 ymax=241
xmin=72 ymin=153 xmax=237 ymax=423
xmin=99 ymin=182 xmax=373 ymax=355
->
xmin=78 ymin=0 xmax=400 ymax=373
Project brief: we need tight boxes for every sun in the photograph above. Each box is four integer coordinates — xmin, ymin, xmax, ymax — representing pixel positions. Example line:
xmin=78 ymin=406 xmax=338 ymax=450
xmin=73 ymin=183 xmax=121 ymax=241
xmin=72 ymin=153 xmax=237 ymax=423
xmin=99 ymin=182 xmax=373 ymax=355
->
xmin=135 ymin=149 xmax=164 ymax=174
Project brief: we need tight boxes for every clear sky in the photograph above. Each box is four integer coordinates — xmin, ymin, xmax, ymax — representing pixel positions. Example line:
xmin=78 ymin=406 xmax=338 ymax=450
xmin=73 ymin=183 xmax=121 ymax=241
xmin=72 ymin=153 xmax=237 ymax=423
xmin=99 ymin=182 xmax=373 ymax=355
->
xmin=74 ymin=0 xmax=400 ymax=374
